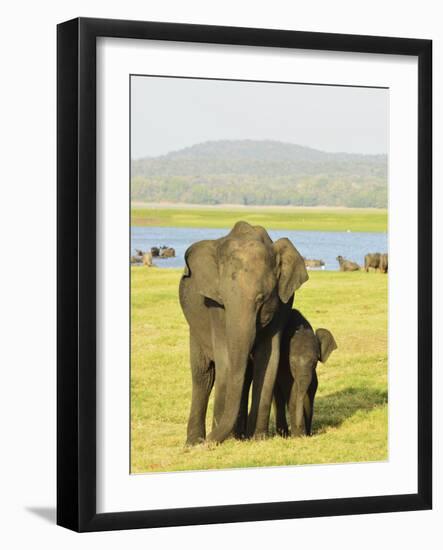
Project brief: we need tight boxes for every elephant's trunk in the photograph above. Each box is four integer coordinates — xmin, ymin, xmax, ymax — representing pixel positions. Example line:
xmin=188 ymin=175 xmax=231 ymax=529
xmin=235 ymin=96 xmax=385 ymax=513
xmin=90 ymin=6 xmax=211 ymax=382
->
xmin=207 ymin=308 xmax=256 ymax=443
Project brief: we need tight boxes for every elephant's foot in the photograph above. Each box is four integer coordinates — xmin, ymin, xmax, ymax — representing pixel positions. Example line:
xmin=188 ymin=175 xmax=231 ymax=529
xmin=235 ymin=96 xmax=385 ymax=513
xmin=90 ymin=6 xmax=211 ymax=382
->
xmin=207 ymin=423 xmax=238 ymax=443
xmin=233 ymin=422 xmax=247 ymax=440
xmin=250 ymin=430 xmax=269 ymax=441
xmin=291 ymin=426 xmax=305 ymax=438
xmin=276 ymin=426 xmax=289 ymax=438
xmin=206 ymin=431 xmax=223 ymax=444
xmin=185 ymin=435 xmax=206 ymax=447
xmin=202 ymin=440 xmax=219 ymax=450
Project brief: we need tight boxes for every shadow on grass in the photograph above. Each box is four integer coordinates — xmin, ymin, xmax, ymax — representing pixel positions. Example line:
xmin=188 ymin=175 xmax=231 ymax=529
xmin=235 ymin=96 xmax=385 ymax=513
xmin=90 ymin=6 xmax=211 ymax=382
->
xmin=313 ymin=386 xmax=388 ymax=434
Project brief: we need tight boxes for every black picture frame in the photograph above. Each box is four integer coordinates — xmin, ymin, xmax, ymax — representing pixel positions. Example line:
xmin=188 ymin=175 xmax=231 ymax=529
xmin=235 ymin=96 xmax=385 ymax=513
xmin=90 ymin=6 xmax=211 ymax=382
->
xmin=57 ymin=17 xmax=432 ymax=532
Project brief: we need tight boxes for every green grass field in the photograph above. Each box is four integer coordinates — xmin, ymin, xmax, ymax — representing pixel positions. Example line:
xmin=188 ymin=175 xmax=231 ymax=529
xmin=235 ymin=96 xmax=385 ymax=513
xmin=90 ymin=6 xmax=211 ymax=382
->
xmin=131 ymin=267 xmax=388 ymax=473
xmin=131 ymin=205 xmax=387 ymax=233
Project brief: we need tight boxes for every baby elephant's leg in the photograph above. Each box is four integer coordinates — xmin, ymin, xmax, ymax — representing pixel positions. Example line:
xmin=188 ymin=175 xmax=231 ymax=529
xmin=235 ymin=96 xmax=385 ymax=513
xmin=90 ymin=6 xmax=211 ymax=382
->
xmin=288 ymin=372 xmax=313 ymax=437
xmin=304 ymin=370 xmax=318 ymax=436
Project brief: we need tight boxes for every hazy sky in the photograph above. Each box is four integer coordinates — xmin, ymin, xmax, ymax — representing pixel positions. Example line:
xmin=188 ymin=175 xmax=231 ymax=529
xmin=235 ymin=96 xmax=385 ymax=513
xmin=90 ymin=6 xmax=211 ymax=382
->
xmin=131 ymin=76 xmax=388 ymax=159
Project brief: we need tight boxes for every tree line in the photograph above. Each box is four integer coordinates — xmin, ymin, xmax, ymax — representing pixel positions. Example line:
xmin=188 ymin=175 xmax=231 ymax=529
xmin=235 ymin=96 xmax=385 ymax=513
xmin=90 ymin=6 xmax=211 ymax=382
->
xmin=131 ymin=140 xmax=387 ymax=208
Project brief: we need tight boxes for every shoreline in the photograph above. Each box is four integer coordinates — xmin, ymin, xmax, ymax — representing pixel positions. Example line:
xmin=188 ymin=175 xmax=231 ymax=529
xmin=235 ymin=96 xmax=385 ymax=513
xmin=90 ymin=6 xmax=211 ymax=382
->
xmin=130 ymin=204 xmax=387 ymax=233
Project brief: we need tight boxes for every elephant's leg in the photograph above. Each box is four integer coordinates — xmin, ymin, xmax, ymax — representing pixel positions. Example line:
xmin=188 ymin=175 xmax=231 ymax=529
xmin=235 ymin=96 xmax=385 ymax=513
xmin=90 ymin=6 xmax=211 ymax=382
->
xmin=274 ymin=381 xmax=289 ymax=437
xmin=186 ymin=333 xmax=214 ymax=446
xmin=302 ymin=394 xmax=311 ymax=435
xmin=274 ymin=362 xmax=292 ymax=437
xmin=288 ymin=383 xmax=305 ymax=437
xmin=248 ymin=331 xmax=281 ymax=439
xmin=304 ymin=370 xmax=318 ymax=436
xmin=212 ymin=375 xmax=226 ymax=432
xmin=234 ymin=359 xmax=253 ymax=439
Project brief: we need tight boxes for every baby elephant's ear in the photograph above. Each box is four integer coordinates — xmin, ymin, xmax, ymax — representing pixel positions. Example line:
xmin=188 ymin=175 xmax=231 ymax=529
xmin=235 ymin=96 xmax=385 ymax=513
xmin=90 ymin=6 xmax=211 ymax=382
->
xmin=316 ymin=329 xmax=337 ymax=363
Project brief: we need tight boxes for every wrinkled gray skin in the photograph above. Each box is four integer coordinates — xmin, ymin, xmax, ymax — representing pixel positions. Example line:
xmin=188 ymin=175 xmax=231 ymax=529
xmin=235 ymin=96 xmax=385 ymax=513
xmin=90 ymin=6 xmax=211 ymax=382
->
xmin=274 ymin=310 xmax=337 ymax=437
xmin=364 ymin=252 xmax=381 ymax=272
xmin=337 ymin=255 xmax=360 ymax=272
xmin=379 ymin=253 xmax=388 ymax=273
xmin=179 ymin=221 xmax=308 ymax=445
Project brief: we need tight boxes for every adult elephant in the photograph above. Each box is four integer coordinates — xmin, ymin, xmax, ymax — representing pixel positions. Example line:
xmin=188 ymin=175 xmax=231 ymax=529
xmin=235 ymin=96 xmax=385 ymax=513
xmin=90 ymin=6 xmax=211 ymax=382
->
xmin=337 ymin=255 xmax=360 ymax=272
xmin=179 ymin=221 xmax=308 ymax=445
xmin=380 ymin=253 xmax=388 ymax=273
xmin=364 ymin=252 xmax=381 ymax=272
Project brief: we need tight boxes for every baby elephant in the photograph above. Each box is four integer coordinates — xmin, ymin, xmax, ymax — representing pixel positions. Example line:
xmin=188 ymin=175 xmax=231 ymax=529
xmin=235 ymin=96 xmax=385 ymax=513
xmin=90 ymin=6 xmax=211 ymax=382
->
xmin=274 ymin=310 xmax=337 ymax=437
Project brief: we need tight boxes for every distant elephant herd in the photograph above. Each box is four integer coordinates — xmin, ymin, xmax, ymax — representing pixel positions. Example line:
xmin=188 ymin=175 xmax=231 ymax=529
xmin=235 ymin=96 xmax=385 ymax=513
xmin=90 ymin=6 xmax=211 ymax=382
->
xmin=131 ymin=247 xmax=387 ymax=274
xmin=364 ymin=252 xmax=389 ymax=273
xmin=179 ymin=221 xmax=337 ymax=445
xmin=130 ymin=246 xmax=176 ymax=267
xmin=337 ymin=252 xmax=388 ymax=272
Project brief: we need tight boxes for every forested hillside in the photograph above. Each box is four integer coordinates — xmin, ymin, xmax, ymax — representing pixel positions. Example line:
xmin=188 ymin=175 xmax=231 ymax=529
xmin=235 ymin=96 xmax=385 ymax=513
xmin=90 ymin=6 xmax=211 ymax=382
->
xmin=131 ymin=140 xmax=387 ymax=207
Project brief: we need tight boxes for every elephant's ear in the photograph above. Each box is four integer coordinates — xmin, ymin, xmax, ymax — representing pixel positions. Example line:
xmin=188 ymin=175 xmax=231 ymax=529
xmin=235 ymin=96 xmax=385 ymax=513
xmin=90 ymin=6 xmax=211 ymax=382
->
xmin=316 ymin=329 xmax=337 ymax=363
xmin=273 ymin=238 xmax=309 ymax=303
xmin=183 ymin=240 xmax=223 ymax=304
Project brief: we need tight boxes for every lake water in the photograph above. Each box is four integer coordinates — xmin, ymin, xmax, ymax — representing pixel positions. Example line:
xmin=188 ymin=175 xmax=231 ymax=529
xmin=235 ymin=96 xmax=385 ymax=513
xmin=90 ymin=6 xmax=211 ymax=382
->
xmin=131 ymin=226 xmax=387 ymax=271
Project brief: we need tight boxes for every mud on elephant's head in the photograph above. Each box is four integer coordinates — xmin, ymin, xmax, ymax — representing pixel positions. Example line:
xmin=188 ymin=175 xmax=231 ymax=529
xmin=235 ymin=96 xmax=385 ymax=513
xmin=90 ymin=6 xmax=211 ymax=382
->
xmin=183 ymin=221 xmax=308 ymax=329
